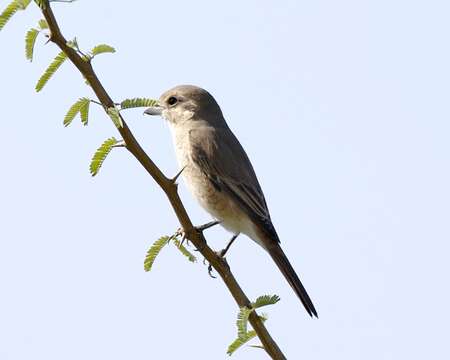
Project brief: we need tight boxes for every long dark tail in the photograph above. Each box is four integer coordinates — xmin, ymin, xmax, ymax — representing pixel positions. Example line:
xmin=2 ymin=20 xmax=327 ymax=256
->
xmin=267 ymin=244 xmax=318 ymax=317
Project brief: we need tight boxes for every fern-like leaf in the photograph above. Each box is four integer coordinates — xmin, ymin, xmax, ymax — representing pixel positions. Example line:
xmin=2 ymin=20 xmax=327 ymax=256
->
xmin=144 ymin=236 xmax=170 ymax=272
xmin=227 ymin=330 xmax=258 ymax=356
xmin=79 ymin=99 xmax=90 ymax=126
xmin=17 ymin=0 xmax=32 ymax=9
xmin=107 ymin=107 xmax=123 ymax=128
xmin=236 ymin=307 xmax=253 ymax=339
xmin=35 ymin=51 xmax=67 ymax=92
xmin=38 ymin=18 xmax=48 ymax=29
xmin=228 ymin=314 xmax=268 ymax=356
xmin=120 ymin=98 xmax=159 ymax=110
xmin=0 ymin=0 xmax=31 ymax=32
xmin=172 ymin=238 xmax=197 ymax=263
xmin=91 ymin=44 xmax=115 ymax=57
xmin=89 ymin=137 xmax=118 ymax=176
xmin=25 ymin=28 xmax=39 ymax=61
xmin=252 ymin=294 xmax=280 ymax=309
xmin=63 ymin=98 xmax=90 ymax=127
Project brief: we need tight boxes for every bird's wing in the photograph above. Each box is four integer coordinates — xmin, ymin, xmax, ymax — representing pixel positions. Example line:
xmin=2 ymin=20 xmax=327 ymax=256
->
xmin=189 ymin=126 xmax=279 ymax=243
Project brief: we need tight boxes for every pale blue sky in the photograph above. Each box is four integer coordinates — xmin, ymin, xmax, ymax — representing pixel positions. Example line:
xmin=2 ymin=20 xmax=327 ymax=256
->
xmin=1 ymin=1 xmax=449 ymax=359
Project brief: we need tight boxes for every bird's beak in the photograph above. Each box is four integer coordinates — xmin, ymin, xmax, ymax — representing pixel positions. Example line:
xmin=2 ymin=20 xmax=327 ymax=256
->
xmin=143 ymin=103 xmax=163 ymax=116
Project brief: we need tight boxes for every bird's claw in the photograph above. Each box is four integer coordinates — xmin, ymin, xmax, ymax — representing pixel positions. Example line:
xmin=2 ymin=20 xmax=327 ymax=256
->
xmin=175 ymin=227 xmax=190 ymax=246
xmin=205 ymin=249 xmax=228 ymax=279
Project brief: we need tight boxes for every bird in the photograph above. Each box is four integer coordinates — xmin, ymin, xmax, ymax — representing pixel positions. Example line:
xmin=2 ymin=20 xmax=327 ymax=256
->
xmin=144 ymin=85 xmax=317 ymax=317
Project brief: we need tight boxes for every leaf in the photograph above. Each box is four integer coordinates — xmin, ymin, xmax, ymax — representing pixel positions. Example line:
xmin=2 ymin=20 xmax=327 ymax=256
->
xmin=144 ymin=236 xmax=170 ymax=272
xmin=107 ymin=107 xmax=123 ymax=128
xmin=0 ymin=0 xmax=31 ymax=32
xmin=227 ymin=330 xmax=258 ymax=356
xmin=91 ymin=44 xmax=115 ymax=57
xmin=38 ymin=18 xmax=48 ymax=29
xmin=120 ymin=98 xmax=159 ymax=110
xmin=63 ymin=98 xmax=90 ymax=127
xmin=227 ymin=314 xmax=268 ymax=356
xmin=172 ymin=238 xmax=197 ymax=263
xmin=236 ymin=307 xmax=253 ymax=339
xmin=17 ymin=0 xmax=32 ymax=9
xmin=252 ymin=294 xmax=280 ymax=309
xmin=79 ymin=99 xmax=90 ymax=126
xmin=89 ymin=137 xmax=118 ymax=176
xmin=25 ymin=28 xmax=39 ymax=61
xmin=35 ymin=51 xmax=67 ymax=92
xmin=235 ymin=295 xmax=279 ymax=341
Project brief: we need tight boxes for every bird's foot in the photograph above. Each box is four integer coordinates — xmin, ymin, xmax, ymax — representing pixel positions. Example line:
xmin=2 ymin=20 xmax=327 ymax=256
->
xmin=174 ymin=221 xmax=220 ymax=248
xmin=205 ymin=248 xmax=230 ymax=278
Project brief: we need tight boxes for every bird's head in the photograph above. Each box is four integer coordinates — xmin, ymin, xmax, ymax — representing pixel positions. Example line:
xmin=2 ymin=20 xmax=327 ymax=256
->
xmin=144 ymin=85 xmax=224 ymax=127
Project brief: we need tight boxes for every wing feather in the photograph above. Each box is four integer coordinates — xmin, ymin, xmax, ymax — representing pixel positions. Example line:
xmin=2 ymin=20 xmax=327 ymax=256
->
xmin=189 ymin=126 xmax=279 ymax=242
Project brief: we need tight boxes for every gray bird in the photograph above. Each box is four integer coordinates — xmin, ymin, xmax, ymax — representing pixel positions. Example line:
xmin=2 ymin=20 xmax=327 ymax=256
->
xmin=145 ymin=85 xmax=317 ymax=317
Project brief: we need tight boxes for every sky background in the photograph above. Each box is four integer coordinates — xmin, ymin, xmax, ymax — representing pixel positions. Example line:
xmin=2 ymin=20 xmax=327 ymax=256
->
xmin=1 ymin=0 xmax=449 ymax=359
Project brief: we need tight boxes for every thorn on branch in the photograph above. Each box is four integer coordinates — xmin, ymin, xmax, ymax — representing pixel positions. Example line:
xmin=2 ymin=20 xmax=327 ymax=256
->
xmin=171 ymin=166 xmax=186 ymax=183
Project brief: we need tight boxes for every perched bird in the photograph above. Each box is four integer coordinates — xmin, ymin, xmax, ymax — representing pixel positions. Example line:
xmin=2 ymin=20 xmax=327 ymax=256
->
xmin=145 ymin=85 xmax=317 ymax=317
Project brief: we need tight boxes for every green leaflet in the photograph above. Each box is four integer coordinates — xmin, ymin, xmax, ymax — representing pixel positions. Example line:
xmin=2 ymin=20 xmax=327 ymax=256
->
xmin=89 ymin=137 xmax=118 ymax=176
xmin=38 ymin=18 xmax=48 ymax=29
xmin=79 ymin=99 xmax=89 ymax=125
xmin=107 ymin=107 xmax=123 ymax=129
xmin=25 ymin=28 xmax=39 ymax=61
xmin=35 ymin=51 xmax=67 ymax=92
xmin=120 ymin=98 xmax=159 ymax=110
xmin=91 ymin=44 xmax=115 ymax=56
xmin=227 ymin=330 xmax=257 ymax=356
xmin=172 ymin=238 xmax=197 ymax=263
xmin=0 ymin=0 xmax=31 ymax=32
xmin=236 ymin=294 xmax=279 ymax=340
xmin=236 ymin=307 xmax=253 ymax=339
xmin=144 ymin=234 xmax=197 ymax=273
xmin=252 ymin=294 xmax=280 ymax=309
xmin=64 ymin=98 xmax=90 ymax=127
xmin=228 ymin=295 xmax=279 ymax=355
xmin=227 ymin=314 xmax=267 ymax=356
xmin=144 ymin=236 xmax=170 ymax=272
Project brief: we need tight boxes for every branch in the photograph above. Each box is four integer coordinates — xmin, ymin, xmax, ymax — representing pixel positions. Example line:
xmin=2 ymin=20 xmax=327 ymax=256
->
xmin=39 ymin=2 xmax=286 ymax=358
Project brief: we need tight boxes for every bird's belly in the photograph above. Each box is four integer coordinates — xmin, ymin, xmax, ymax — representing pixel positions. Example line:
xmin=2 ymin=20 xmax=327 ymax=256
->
xmin=183 ymin=163 xmax=240 ymax=228
xmin=171 ymin=127 xmax=260 ymax=242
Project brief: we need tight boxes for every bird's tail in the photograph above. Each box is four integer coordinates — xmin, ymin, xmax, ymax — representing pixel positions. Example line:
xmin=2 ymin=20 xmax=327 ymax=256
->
xmin=267 ymin=243 xmax=318 ymax=317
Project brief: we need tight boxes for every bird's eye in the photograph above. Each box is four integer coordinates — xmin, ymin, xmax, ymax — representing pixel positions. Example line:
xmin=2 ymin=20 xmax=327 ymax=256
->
xmin=167 ymin=96 xmax=178 ymax=106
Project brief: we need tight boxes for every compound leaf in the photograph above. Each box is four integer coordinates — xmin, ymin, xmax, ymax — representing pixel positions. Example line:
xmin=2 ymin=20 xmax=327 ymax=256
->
xmin=63 ymin=97 xmax=90 ymax=127
xmin=120 ymin=98 xmax=159 ymax=110
xmin=35 ymin=51 xmax=67 ymax=92
xmin=0 ymin=0 xmax=32 ymax=32
xmin=144 ymin=236 xmax=170 ymax=272
xmin=89 ymin=137 xmax=119 ymax=176
xmin=252 ymin=294 xmax=280 ymax=309
xmin=172 ymin=238 xmax=197 ymax=263
xmin=227 ymin=330 xmax=258 ymax=356
xmin=25 ymin=28 xmax=39 ymax=61
xmin=91 ymin=44 xmax=115 ymax=57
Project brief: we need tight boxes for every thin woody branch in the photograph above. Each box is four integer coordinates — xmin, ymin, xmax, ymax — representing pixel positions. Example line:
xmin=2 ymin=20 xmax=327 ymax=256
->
xmin=39 ymin=1 xmax=286 ymax=359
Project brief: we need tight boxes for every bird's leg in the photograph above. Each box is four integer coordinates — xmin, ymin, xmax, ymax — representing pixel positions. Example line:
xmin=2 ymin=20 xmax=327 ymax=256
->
xmin=219 ymin=233 xmax=239 ymax=257
xmin=177 ymin=220 xmax=221 ymax=247
xmin=196 ymin=220 xmax=220 ymax=232
xmin=207 ymin=233 xmax=239 ymax=278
